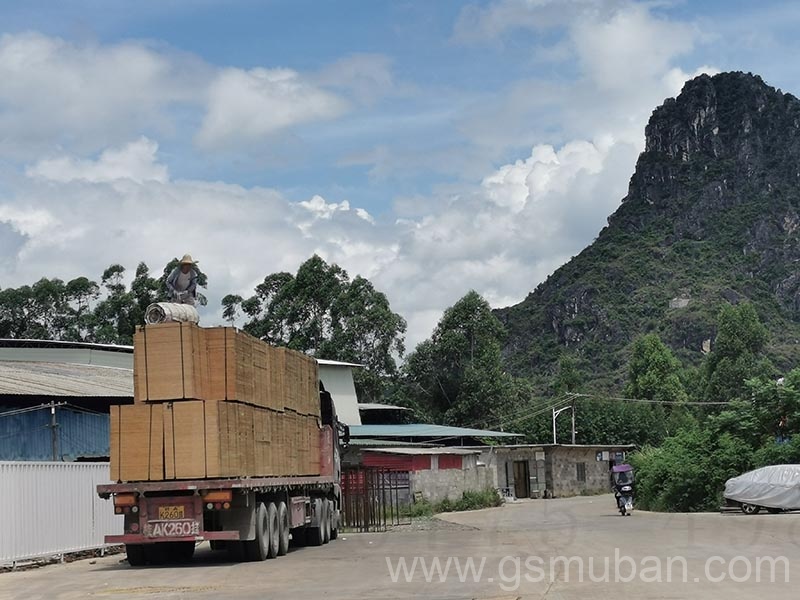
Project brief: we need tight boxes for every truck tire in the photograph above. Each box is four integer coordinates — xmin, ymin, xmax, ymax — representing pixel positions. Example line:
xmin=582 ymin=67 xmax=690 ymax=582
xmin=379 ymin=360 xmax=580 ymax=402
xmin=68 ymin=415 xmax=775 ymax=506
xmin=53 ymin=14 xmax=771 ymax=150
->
xmin=277 ymin=502 xmax=290 ymax=556
xmin=245 ymin=502 xmax=270 ymax=561
xmin=329 ymin=500 xmax=338 ymax=540
xmin=266 ymin=502 xmax=280 ymax=559
xmin=322 ymin=500 xmax=331 ymax=544
xmin=305 ymin=499 xmax=325 ymax=546
xmin=126 ymin=544 xmax=146 ymax=567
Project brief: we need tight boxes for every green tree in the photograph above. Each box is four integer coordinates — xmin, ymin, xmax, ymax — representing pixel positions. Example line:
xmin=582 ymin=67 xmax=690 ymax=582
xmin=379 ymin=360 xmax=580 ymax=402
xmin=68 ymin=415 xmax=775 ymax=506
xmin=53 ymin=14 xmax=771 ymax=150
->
xmin=553 ymin=355 xmax=583 ymax=395
xmin=703 ymin=303 xmax=772 ymax=402
xmin=399 ymin=291 xmax=513 ymax=427
xmin=64 ymin=276 xmax=100 ymax=341
xmin=221 ymin=294 xmax=244 ymax=325
xmin=240 ymin=255 xmax=406 ymax=402
xmin=625 ymin=334 xmax=687 ymax=402
xmin=91 ymin=264 xmax=136 ymax=343
xmin=129 ymin=263 xmax=161 ymax=326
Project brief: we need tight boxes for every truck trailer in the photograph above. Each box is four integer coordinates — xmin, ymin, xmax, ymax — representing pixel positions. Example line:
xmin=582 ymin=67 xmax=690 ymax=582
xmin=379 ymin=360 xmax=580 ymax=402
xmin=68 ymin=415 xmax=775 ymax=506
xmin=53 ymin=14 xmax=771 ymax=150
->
xmin=97 ymin=324 xmax=348 ymax=566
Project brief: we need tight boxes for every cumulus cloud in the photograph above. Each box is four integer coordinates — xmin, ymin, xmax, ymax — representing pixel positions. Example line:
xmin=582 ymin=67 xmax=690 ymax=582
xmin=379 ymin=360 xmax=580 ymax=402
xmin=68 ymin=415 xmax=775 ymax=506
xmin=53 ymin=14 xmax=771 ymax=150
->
xmin=26 ymin=137 xmax=168 ymax=183
xmin=196 ymin=67 xmax=348 ymax=148
xmin=0 ymin=32 xmax=205 ymax=157
xmin=0 ymin=32 xmax=354 ymax=158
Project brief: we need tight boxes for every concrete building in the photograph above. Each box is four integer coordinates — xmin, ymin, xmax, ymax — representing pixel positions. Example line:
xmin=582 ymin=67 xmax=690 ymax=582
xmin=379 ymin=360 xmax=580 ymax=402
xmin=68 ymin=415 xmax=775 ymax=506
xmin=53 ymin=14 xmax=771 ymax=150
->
xmin=361 ymin=446 xmax=492 ymax=503
xmin=476 ymin=444 xmax=636 ymax=499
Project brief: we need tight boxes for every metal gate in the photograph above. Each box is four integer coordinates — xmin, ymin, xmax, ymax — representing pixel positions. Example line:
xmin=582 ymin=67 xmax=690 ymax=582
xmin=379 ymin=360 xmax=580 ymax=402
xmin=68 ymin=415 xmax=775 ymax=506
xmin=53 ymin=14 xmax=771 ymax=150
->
xmin=341 ymin=467 xmax=409 ymax=532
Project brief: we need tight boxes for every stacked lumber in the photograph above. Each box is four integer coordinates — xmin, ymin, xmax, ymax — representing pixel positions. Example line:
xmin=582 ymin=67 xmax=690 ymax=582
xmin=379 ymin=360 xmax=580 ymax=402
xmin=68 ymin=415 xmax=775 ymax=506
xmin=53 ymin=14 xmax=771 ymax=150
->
xmin=112 ymin=322 xmax=322 ymax=482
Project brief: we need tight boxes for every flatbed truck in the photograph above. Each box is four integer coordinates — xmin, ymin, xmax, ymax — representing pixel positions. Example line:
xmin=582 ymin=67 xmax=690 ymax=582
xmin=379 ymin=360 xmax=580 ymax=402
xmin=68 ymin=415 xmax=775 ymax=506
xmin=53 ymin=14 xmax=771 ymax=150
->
xmin=97 ymin=390 xmax=347 ymax=565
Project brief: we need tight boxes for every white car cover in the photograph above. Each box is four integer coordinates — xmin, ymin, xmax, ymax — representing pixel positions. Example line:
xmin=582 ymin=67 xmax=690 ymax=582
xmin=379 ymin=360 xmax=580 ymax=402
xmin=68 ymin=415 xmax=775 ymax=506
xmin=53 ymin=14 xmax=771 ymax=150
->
xmin=724 ymin=465 xmax=800 ymax=509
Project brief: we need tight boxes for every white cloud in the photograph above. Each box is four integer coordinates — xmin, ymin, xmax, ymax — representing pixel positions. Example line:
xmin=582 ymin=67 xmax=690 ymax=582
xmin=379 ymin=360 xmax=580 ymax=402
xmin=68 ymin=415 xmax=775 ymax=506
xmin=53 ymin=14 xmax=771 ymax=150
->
xmin=481 ymin=139 xmax=608 ymax=212
xmin=196 ymin=67 xmax=348 ymax=148
xmin=26 ymin=137 xmax=168 ymax=183
xmin=0 ymin=32 xmax=354 ymax=158
xmin=0 ymin=32 xmax=205 ymax=157
xmin=299 ymin=195 xmax=353 ymax=221
xmin=316 ymin=53 xmax=395 ymax=104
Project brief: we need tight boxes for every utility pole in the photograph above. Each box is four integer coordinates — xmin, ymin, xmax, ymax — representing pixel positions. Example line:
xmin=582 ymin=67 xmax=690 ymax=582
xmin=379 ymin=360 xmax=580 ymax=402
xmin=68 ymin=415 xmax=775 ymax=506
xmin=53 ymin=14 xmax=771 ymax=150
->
xmin=553 ymin=397 xmax=578 ymax=445
xmin=49 ymin=401 xmax=59 ymax=461
xmin=571 ymin=398 xmax=576 ymax=445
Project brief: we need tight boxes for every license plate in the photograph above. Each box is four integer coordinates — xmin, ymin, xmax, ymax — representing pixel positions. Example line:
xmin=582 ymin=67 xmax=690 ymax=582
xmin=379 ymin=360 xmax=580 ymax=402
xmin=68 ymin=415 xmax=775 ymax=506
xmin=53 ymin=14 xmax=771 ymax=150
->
xmin=158 ymin=505 xmax=185 ymax=520
xmin=146 ymin=519 xmax=200 ymax=538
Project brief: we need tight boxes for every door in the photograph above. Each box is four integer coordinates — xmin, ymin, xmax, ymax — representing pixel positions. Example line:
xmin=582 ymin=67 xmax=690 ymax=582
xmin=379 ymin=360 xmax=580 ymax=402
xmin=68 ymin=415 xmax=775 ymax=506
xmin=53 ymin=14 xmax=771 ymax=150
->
xmin=512 ymin=461 xmax=530 ymax=499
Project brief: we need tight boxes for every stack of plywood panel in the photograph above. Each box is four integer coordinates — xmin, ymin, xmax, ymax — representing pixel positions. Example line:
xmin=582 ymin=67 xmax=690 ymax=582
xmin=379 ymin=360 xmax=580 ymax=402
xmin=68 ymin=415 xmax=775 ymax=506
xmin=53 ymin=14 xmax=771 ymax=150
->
xmin=111 ymin=322 xmax=322 ymax=482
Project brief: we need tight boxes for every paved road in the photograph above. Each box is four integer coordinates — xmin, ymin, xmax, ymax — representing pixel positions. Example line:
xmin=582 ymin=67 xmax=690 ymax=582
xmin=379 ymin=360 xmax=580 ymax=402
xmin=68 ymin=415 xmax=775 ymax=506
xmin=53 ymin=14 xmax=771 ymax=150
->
xmin=2 ymin=495 xmax=798 ymax=599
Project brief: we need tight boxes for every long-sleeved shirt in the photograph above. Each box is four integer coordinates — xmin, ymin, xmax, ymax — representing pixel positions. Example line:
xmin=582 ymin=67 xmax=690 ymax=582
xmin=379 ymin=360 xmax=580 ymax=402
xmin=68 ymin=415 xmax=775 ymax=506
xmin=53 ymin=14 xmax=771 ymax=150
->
xmin=166 ymin=267 xmax=198 ymax=298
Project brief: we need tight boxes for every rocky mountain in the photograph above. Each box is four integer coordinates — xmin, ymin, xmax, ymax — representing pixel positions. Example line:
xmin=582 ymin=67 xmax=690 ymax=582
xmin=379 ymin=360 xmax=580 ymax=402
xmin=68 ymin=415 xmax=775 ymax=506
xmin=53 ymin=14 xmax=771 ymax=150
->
xmin=496 ymin=72 xmax=800 ymax=386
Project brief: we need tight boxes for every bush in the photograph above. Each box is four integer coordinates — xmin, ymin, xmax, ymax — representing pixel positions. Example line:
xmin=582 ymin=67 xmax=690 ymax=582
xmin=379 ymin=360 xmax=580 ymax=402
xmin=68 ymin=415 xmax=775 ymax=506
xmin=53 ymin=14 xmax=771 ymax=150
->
xmin=753 ymin=435 xmax=800 ymax=467
xmin=402 ymin=488 xmax=503 ymax=518
xmin=631 ymin=426 xmax=754 ymax=512
xmin=401 ymin=498 xmax=434 ymax=518
xmin=450 ymin=488 xmax=503 ymax=511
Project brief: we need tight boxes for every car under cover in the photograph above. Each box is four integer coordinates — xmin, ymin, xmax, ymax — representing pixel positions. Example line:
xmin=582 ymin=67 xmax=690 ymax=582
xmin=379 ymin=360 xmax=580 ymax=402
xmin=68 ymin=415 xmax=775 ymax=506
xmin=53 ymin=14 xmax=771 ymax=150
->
xmin=724 ymin=464 xmax=800 ymax=509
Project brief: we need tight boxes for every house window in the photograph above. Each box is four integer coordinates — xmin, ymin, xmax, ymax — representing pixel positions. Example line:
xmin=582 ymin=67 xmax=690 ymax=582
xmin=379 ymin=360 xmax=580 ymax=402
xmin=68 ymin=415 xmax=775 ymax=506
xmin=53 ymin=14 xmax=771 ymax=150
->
xmin=576 ymin=462 xmax=587 ymax=482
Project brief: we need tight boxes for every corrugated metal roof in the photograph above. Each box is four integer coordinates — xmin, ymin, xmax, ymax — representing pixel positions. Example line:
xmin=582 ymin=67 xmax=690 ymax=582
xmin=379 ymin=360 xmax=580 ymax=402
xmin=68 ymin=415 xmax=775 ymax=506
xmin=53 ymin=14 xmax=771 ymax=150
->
xmin=0 ymin=362 xmax=133 ymax=397
xmin=316 ymin=359 xmax=363 ymax=368
xmin=348 ymin=438 xmax=431 ymax=448
xmin=348 ymin=424 xmax=520 ymax=439
xmin=357 ymin=403 xmax=410 ymax=411
xmin=365 ymin=447 xmax=481 ymax=456
xmin=0 ymin=338 xmax=132 ymax=352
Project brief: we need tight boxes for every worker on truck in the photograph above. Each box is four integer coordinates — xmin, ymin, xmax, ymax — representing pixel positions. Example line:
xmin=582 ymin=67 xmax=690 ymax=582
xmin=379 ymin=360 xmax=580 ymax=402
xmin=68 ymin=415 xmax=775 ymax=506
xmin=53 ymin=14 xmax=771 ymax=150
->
xmin=166 ymin=254 xmax=198 ymax=305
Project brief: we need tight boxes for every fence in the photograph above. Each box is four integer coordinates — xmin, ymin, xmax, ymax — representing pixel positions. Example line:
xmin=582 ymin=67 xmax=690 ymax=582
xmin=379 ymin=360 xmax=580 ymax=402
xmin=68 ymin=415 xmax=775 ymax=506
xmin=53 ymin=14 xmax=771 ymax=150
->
xmin=0 ymin=461 xmax=122 ymax=565
xmin=341 ymin=466 xmax=410 ymax=532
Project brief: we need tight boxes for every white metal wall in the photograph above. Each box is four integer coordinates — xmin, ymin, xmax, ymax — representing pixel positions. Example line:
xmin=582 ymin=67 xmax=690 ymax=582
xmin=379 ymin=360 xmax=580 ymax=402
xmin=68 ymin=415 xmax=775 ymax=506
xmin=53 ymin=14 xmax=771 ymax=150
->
xmin=0 ymin=461 xmax=122 ymax=565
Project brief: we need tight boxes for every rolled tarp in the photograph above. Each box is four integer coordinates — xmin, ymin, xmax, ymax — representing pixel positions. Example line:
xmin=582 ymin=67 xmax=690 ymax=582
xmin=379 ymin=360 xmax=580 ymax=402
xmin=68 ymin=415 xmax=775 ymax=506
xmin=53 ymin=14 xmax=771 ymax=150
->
xmin=145 ymin=302 xmax=200 ymax=325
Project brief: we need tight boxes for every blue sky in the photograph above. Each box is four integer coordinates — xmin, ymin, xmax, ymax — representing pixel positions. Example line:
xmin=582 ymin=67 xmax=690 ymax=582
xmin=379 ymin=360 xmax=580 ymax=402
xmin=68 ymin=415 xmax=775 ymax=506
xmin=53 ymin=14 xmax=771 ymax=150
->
xmin=1 ymin=0 xmax=799 ymax=347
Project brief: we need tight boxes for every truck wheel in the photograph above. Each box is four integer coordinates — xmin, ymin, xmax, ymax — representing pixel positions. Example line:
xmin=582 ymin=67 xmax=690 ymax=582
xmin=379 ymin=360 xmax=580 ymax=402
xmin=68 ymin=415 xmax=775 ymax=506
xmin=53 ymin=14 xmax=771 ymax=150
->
xmin=277 ymin=502 xmax=290 ymax=556
xmin=322 ymin=500 xmax=331 ymax=544
xmin=305 ymin=499 xmax=325 ymax=546
xmin=245 ymin=502 xmax=270 ymax=561
xmin=126 ymin=544 xmax=146 ymax=567
xmin=330 ymin=501 xmax=339 ymax=540
xmin=266 ymin=502 xmax=280 ymax=559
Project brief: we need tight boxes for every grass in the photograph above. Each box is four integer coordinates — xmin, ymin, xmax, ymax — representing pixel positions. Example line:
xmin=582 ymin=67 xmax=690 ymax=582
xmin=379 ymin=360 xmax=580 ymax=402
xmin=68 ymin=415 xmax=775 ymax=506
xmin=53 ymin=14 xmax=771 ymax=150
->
xmin=401 ymin=487 xmax=503 ymax=518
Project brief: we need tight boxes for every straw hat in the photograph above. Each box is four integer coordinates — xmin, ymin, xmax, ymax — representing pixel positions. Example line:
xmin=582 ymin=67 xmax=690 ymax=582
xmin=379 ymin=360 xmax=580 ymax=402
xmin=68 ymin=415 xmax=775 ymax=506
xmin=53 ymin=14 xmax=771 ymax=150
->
xmin=179 ymin=254 xmax=196 ymax=265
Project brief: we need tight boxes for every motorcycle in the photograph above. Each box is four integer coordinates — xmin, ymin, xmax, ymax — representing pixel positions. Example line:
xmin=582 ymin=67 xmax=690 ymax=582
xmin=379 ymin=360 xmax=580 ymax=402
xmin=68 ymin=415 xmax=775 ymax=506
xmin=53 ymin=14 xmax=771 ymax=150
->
xmin=612 ymin=464 xmax=634 ymax=516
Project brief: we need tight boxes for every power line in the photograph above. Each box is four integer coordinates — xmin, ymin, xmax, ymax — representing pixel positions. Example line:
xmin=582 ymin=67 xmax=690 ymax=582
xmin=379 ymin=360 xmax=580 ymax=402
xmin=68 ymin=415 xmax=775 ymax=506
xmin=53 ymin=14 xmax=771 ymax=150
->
xmin=0 ymin=402 xmax=66 ymax=418
xmin=578 ymin=394 xmax=731 ymax=406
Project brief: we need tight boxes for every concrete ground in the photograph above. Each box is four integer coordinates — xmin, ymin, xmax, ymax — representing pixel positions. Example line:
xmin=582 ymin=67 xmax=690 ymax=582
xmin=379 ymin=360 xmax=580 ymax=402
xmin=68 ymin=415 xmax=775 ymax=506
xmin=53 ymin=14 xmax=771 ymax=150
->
xmin=1 ymin=495 xmax=798 ymax=599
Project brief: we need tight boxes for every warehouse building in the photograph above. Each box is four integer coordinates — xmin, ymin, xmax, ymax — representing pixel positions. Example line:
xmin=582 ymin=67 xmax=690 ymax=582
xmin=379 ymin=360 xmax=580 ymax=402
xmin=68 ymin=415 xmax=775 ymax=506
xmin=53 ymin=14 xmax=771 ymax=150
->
xmin=0 ymin=340 xmax=133 ymax=461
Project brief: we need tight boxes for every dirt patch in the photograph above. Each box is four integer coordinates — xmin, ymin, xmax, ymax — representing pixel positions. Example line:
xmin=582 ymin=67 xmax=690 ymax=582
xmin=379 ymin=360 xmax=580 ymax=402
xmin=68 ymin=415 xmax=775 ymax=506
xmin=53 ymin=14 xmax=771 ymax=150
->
xmin=0 ymin=546 xmax=124 ymax=573
xmin=387 ymin=516 xmax=478 ymax=532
